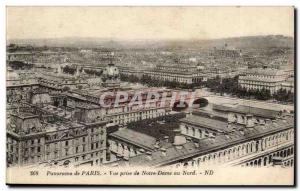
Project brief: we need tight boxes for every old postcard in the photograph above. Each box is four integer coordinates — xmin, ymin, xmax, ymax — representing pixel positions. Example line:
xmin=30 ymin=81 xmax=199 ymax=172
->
xmin=6 ymin=6 xmax=295 ymax=185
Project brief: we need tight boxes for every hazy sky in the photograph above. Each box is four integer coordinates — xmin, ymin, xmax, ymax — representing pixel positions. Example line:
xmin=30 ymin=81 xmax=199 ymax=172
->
xmin=7 ymin=6 xmax=294 ymax=40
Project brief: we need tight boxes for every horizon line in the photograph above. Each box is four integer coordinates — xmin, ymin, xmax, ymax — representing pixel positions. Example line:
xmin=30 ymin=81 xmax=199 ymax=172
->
xmin=7 ymin=34 xmax=294 ymax=42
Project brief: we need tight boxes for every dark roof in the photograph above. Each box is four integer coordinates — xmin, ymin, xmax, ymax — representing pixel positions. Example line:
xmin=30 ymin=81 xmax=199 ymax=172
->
xmin=192 ymin=110 xmax=228 ymax=122
xmin=10 ymin=112 xmax=38 ymax=119
xmin=180 ymin=115 xmax=230 ymax=133
xmin=109 ymin=128 xmax=158 ymax=151
xmin=32 ymin=88 xmax=49 ymax=94
xmin=244 ymin=68 xmax=284 ymax=76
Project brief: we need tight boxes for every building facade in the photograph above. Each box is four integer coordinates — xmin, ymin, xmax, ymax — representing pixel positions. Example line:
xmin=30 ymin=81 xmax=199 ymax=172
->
xmin=238 ymin=68 xmax=291 ymax=94
xmin=109 ymin=106 xmax=294 ymax=168
xmin=143 ymin=63 xmax=204 ymax=84
xmin=6 ymin=105 xmax=107 ymax=167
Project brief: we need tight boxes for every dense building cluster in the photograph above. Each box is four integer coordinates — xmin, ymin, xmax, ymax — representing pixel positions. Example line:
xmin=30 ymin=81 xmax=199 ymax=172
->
xmin=238 ymin=67 xmax=294 ymax=94
xmin=106 ymin=100 xmax=294 ymax=168
xmin=6 ymin=43 xmax=294 ymax=169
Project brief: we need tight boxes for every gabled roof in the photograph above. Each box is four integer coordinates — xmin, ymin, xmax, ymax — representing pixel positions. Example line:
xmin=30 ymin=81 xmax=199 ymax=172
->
xmin=110 ymin=128 xmax=158 ymax=151
xmin=213 ymin=104 xmax=281 ymax=119
xmin=245 ymin=68 xmax=285 ymax=76
xmin=180 ymin=115 xmax=230 ymax=133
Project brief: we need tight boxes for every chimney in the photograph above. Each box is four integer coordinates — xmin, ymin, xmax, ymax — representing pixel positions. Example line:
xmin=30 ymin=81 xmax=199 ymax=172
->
xmin=224 ymin=132 xmax=231 ymax=139
xmin=239 ymin=129 xmax=245 ymax=135
xmin=146 ymin=151 xmax=152 ymax=160
xmin=139 ymin=148 xmax=145 ymax=154
xmin=227 ymin=122 xmax=233 ymax=129
xmin=259 ymin=119 xmax=265 ymax=125
xmin=164 ymin=136 xmax=169 ymax=143
xmin=123 ymin=156 xmax=129 ymax=166
xmin=123 ymin=156 xmax=129 ymax=161
xmin=186 ymin=137 xmax=192 ymax=142
xmin=272 ymin=120 xmax=278 ymax=127
xmin=208 ymin=133 xmax=216 ymax=141
xmin=160 ymin=148 xmax=167 ymax=156
xmin=228 ymin=113 xmax=236 ymax=123
xmin=154 ymin=140 xmax=160 ymax=148
xmin=246 ymin=114 xmax=254 ymax=128
xmin=265 ymin=119 xmax=272 ymax=125
xmin=173 ymin=129 xmax=186 ymax=149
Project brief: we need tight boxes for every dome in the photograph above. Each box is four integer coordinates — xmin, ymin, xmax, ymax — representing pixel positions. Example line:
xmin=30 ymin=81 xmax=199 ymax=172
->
xmin=103 ymin=64 xmax=120 ymax=79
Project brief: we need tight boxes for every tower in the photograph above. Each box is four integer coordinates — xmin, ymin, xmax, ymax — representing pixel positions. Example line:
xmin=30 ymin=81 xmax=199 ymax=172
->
xmin=102 ymin=52 xmax=120 ymax=89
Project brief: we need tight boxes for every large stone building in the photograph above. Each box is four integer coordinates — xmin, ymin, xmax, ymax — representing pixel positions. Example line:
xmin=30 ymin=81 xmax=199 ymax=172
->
xmin=209 ymin=45 xmax=242 ymax=59
xmin=107 ymin=113 xmax=184 ymax=162
xmin=143 ymin=63 xmax=204 ymax=84
xmin=118 ymin=65 xmax=145 ymax=79
xmin=107 ymin=103 xmax=294 ymax=168
xmin=281 ymin=77 xmax=294 ymax=93
xmin=6 ymin=104 xmax=107 ymax=167
xmin=238 ymin=68 xmax=292 ymax=94
xmin=63 ymin=87 xmax=172 ymax=126
xmin=6 ymin=61 xmax=175 ymax=167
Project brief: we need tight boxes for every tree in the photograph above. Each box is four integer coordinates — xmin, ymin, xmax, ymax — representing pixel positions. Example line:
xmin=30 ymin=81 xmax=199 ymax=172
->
xmin=62 ymin=86 xmax=70 ymax=92
xmin=274 ymin=88 xmax=294 ymax=103
xmin=62 ymin=65 xmax=76 ymax=75
xmin=77 ymin=85 xmax=83 ymax=90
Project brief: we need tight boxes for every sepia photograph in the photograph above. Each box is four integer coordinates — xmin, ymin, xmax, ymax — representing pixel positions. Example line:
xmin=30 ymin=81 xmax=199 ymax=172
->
xmin=5 ymin=6 xmax=295 ymax=185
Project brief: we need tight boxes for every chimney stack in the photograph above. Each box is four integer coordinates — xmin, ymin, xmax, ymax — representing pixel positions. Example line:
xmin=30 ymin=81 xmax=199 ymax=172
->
xmin=154 ymin=139 xmax=160 ymax=149
xmin=123 ymin=156 xmax=129 ymax=166
xmin=227 ymin=122 xmax=233 ymax=129
xmin=164 ymin=136 xmax=169 ymax=143
xmin=208 ymin=133 xmax=216 ymax=141
xmin=186 ymin=137 xmax=192 ymax=142
xmin=246 ymin=114 xmax=254 ymax=128
xmin=265 ymin=119 xmax=272 ymax=125
xmin=139 ymin=148 xmax=145 ymax=154
xmin=173 ymin=129 xmax=186 ymax=149
xmin=259 ymin=119 xmax=265 ymax=125
xmin=239 ymin=129 xmax=245 ymax=135
xmin=161 ymin=148 xmax=167 ymax=156
xmin=146 ymin=151 xmax=152 ymax=160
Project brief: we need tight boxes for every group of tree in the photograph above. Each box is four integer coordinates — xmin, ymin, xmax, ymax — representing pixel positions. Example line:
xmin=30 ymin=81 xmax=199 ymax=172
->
xmin=84 ymin=69 xmax=102 ymax=76
xmin=8 ymin=61 xmax=33 ymax=70
xmin=140 ymin=75 xmax=195 ymax=89
xmin=200 ymin=75 xmax=239 ymax=95
xmin=120 ymin=73 xmax=294 ymax=103
xmin=236 ymin=87 xmax=271 ymax=100
xmin=127 ymin=113 xmax=186 ymax=140
xmin=273 ymin=88 xmax=294 ymax=103
xmin=120 ymin=74 xmax=140 ymax=83
xmin=62 ymin=65 xmax=76 ymax=75
xmin=198 ymin=75 xmax=294 ymax=103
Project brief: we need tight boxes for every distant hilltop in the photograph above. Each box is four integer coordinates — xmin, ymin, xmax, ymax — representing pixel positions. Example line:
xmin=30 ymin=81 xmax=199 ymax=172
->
xmin=204 ymin=35 xmax=294 ymax=49
xmin=7 ymin=35 xmax=294 ymax=50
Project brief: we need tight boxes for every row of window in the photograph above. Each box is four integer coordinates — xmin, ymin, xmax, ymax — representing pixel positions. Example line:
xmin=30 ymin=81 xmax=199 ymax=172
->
xmin=174 ymin=129 xmax=294 ymax=168
xmin=181 ymin=125 xmax=214 ymax=138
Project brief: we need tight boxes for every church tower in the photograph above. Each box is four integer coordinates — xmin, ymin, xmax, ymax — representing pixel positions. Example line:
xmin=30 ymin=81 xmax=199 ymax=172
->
xmin=102 ymin=52 xmax=120 ymax=89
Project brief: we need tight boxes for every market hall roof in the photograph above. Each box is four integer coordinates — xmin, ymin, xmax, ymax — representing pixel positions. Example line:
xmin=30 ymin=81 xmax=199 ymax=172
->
xmin=109 ymin=128 xmax=158 ymax=151
xmin=180 ymin=114 xmax=231 ymax=133
xmin=213 ymin=103 xmax=281 ymax=119
xmin=119 ymin=115 xmax=293 ymax=167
